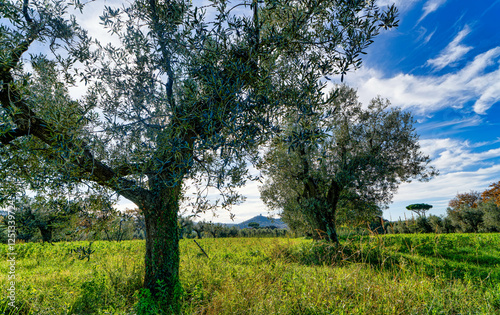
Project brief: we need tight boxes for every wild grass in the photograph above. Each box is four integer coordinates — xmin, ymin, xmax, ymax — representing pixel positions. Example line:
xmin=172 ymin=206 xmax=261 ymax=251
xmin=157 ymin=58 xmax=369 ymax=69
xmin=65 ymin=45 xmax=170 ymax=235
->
xmin=1 ymin=234 xmax=499 ymax=314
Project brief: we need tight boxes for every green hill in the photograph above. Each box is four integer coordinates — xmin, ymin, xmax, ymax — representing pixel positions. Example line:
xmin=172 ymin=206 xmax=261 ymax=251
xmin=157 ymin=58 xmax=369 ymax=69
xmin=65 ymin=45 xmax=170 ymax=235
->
xmin=236 ymin=215 xmax=288 ymax=229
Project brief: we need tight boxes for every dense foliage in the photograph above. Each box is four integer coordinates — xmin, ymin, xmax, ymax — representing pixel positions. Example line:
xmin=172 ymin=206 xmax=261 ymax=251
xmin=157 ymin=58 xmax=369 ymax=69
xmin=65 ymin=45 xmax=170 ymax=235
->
xmin=259 ymin=85 xmax=436 ymax=243
xmin=448 ymin=191 xmax=481 ymax=210
xmin=482 ymin=181 xmax=500 ymax=206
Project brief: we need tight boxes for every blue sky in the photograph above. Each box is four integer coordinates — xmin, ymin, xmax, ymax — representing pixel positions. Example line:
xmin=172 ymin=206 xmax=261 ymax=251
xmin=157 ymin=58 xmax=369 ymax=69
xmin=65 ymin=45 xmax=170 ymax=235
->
xmin=190 ymin=0 xmax=500 ymax=223
xmin=333 ymin=0 xmax=500 ymax=221
xmin=53 ymin=0 xmax=500 ymax=222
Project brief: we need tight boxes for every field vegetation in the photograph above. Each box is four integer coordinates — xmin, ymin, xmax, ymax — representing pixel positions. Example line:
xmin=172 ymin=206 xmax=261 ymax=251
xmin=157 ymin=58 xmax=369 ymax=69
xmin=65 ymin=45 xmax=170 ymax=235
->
xmin=1 ymin=2 xmax=499 ymax=314
xmin=1 ymin=233 xmax=499 ymax=314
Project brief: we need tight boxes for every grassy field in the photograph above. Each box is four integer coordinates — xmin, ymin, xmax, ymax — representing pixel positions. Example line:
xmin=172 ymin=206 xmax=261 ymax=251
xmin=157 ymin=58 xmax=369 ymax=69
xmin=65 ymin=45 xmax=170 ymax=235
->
xmin=1 ymin=233 xmax=499 ymax=314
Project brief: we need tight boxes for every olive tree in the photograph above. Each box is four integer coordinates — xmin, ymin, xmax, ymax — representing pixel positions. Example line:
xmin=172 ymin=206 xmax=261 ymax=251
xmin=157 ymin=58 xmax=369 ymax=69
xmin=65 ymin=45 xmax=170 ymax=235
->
xmin=260 ymin=85 xmax=437 ymax=243
xmin=10 ymin=195 xmax=81 ymax=242
xmin=0 ymin=0 xmax=398 ymax=309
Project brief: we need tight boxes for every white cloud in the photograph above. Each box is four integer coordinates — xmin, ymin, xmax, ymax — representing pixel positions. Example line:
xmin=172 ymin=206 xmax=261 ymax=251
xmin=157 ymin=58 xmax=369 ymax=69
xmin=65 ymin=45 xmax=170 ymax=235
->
xmin=427 ymin=26 xmax=472 ymax=70
xmin=424 ymin=29 xmax=436 ymax=44
xmin=415 ymin=26 xmax=437 ymax=46
xmin=419 ymin=138 xmax=500 ymax=173
xmin=115 ymin=176 xmax=271 ymax=224
xmin=389 ymin=164 xmax=500 ymax=216
xmin=383 ymin=137 xmax=500 ymax=218
xmin=416 ymin=116 xmax=483 ymax=137
xmin=184 ymin=178 xmax=270 ymax=224
xmin=377 ymin=0 xmax=421 ymax=11
xmin=340 ymin=46 xmax=500 ymax=115
xmin=418 ymin=0 xmax=448 ymax=23
xmin=471 ymin=69 xmax=500 ymax=114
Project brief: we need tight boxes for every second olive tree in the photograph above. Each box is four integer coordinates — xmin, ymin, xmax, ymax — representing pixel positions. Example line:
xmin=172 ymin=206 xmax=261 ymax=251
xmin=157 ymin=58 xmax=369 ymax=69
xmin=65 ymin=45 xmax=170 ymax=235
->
xmin=259 ymin=85 xmax=437 ymax=243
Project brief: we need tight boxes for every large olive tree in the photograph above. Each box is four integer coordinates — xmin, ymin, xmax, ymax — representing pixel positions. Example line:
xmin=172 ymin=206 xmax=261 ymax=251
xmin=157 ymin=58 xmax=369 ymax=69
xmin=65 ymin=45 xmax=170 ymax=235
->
xmin=260 ymin=85 xmax=437 ymax=243
xmin=0 ymin=0 xmax=398 ymax=310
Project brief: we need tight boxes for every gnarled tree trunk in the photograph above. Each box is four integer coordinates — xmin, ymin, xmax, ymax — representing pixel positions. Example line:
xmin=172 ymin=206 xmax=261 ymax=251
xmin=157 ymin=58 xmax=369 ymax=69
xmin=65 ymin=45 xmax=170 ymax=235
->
xmin=141 ymin=183 xmax=182 ymax=312
xmin=316 ymin=211 xmax=339 ymax=244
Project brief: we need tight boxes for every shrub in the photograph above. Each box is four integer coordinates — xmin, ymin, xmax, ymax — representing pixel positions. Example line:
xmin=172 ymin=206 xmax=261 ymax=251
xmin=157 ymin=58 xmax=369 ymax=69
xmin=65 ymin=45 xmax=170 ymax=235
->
xmin=481 ymin=201 xmax=500 ymax=232
xmin=428 ymin=215 xmax=444 ymax=233
xmin=448 ymin=206 xmax=484 ymax=233
xmin=134 ymin=288 xmax=160 ymax=315
xmin=415 ymin=216 xmax=432 ymax=233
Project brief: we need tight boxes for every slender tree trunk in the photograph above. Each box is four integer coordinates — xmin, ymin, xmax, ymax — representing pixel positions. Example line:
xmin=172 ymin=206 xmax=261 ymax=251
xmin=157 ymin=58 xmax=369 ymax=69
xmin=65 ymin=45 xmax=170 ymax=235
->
xmin=141 ymin=184 xmax=182 ymax=313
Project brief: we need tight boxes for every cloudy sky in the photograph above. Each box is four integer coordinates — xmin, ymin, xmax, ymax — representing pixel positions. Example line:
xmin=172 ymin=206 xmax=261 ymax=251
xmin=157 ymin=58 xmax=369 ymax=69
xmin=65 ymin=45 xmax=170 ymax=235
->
xmin=335 ymin=0 xmax=500 ymax=221
xmin=193 ymin=0 xmax=500 ymax=223
xmin=68 ymin=0 xmax=500 ymax=222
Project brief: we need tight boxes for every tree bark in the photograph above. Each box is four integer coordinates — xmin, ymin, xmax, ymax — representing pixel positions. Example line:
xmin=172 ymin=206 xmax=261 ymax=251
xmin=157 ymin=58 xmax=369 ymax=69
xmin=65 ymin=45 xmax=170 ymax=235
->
xmin=318 ymin=212 xmax=339 ymax=244
xmin=317 ymin=180 xmax=342 ymax=244
xmin=38 ymin=224 xmax=53 ymax=243
xmin=141 ymin=183 xmax=182 ymax=313
xmin=309 ymin=199 xmax=339 ymax=244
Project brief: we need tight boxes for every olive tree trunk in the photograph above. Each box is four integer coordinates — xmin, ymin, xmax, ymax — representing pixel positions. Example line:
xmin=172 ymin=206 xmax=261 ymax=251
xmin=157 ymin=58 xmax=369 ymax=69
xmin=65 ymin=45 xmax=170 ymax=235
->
xmin=304 ymin=179 xmax=342 ymax=244
xmin=315 ymin=210 xmax=339 ymax=244
xmin=141 ymin=183 xmax=182 ymax=312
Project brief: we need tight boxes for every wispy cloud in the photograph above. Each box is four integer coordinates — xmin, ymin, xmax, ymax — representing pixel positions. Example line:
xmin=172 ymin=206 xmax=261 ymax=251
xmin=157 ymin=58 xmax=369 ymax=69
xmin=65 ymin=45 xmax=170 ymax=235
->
xmin=387 ymin=137 xmax=500 ymax=217
xmin=415 ymin=27 xmax=437 ymax=45
xmin=471 ymin=73 xmax=500 ymax=114
xmin=427 ymin=26 xmax=472 ymax=70
xmin=417 ymin=116 xmax=483 ymax=137
xmin=418 ymin=0 xmax=448 ymax=23
xmin=390 ymin=163 xmax=500 ymax=217
xmin=423 ymin=28 xmax=437 ymax=44
xmin=419 ymin=138 xmax=500 ymax=173
xmin=341 ymin=47 xmax=500 ymax=115
xmin=377 ymin=0 xmax=421 ymax=10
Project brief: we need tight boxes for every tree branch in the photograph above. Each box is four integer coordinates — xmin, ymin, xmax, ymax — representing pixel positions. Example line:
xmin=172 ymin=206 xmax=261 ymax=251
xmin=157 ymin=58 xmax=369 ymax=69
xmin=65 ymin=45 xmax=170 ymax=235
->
xmin=114 ymin=162 xmax=151 ymax=177
xmin=0 ymin=128 xmax=28 ymax=146
xmin=0 ymin=72 xmax=151 ymax=205
xmin=148 ymin=0 xmax=175 ymax=108
xmin=23 ymin=0 xmax=33 ymax=26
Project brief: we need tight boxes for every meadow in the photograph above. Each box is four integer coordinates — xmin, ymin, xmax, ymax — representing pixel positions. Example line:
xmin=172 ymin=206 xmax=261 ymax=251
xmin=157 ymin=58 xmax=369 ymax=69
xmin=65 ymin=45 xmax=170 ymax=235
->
xmin=1 ymin=233 xmax=499 ymax=314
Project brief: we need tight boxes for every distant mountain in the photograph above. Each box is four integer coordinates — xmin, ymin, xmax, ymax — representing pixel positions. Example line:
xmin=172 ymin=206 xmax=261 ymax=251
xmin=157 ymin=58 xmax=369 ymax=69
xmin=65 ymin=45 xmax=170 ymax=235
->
xmin=236 ymin=215 xmax=288 ymax=229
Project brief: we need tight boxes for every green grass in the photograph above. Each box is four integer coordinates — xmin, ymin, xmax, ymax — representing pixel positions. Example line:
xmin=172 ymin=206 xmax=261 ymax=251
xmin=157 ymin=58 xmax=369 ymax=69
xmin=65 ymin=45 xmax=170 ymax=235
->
xmin=1 ymin=234 xmax=500 ymax=314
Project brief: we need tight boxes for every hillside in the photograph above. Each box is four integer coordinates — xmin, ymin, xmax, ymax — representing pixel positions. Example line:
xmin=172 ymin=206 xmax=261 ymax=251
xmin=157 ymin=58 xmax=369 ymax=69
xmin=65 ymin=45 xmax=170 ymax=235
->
xmin=235 ymin=214 xmax=288 ymax=229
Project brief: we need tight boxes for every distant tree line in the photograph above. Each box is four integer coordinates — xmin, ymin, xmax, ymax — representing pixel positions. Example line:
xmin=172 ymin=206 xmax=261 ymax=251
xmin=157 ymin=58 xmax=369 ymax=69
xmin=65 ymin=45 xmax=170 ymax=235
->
xmin=0 ymin=201 xmax=290 ymax=243
xmin=0 ymin=196 xmax=146 ymax=243
xmin=4 ymin=180 xmax=499 ymax=243
xmin=367 ymin=182 xmax=500 ymax=235
xmin=180 ymin=219 xmax=290 ymax=239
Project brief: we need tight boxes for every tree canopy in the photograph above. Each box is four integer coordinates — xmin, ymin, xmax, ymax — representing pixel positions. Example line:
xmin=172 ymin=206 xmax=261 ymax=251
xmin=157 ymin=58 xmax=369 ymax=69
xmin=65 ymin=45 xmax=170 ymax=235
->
xmin=406 ymin=203 xmax=433 ymax=217
xmin=259 ymin=85 xmax=436 ymax=242
xmin=448 ymin=191 xmax=481 ymax=211
xmin=481 ymin=181 xmax=500 ymax=207
xmin=0 ymin=0 xmax=399 ymax=310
